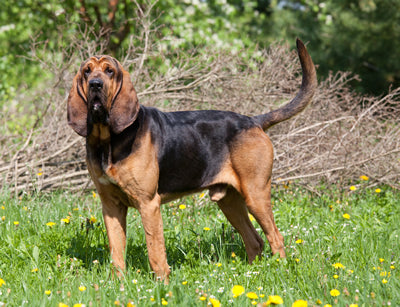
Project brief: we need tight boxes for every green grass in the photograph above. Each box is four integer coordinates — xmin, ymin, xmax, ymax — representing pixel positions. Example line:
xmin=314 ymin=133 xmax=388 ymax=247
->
xmin=0 ymin=182 xmax=399 ymax=306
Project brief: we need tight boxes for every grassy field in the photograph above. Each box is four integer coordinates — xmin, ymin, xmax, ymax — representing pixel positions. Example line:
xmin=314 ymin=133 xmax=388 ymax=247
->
xmin=0 ymin=180 xmax=398 ymax=306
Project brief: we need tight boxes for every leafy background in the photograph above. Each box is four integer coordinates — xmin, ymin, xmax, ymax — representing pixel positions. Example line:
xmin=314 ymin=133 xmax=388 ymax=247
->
xmin=1 ymin=0 xmax=399 ymax=103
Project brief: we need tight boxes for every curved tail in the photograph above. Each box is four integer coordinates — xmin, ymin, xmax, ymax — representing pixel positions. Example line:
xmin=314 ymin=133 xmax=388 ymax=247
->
xmin=253 ymin=39 xmax=317 ymax=130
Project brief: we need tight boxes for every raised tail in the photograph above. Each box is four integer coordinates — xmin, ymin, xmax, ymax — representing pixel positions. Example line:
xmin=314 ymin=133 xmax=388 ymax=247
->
xmin=253 ymin=39 xmax=317 ymax=130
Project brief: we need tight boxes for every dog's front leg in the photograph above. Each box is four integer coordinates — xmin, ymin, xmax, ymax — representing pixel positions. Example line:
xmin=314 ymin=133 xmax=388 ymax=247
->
xmin=102 ymin=199 xmax=128 ymax=276
xmin=139 ymin=194 xmax=170 ymax=283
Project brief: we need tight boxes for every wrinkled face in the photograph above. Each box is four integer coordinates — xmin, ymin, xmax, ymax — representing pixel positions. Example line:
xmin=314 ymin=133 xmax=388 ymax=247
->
xmin=80 ymin=56 xmax=122 ymax=125
xmin=67 ymin=55 xmax=139 ymax=137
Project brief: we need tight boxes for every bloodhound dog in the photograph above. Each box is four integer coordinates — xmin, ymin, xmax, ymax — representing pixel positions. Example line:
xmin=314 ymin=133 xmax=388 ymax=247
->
xmin=67 ymin=39 xmax=317 ymax=282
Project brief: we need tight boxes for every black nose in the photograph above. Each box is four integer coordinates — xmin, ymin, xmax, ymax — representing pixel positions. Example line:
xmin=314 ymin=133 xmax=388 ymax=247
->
xmin=89 ymin=78 xmax=103 ymax=91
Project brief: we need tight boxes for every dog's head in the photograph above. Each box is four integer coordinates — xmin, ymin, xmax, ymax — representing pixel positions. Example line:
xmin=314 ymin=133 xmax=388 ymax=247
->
xmin=67 ymin=55 xmax=139 ymax=137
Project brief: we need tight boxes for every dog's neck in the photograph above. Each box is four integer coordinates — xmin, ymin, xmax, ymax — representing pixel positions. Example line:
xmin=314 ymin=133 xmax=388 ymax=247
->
xmin=86 ymin=107 xmax=144 ymax=170
xmin=87 ymin=123 xmax=111 ymax=145
xmin=86 ymin=123 xmax=112 ymax=174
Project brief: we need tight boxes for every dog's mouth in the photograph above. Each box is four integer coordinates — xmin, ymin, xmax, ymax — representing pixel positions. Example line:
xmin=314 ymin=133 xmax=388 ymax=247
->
xmin=91 ymin=96 xmax=102 ymax=110
xmin=89 ymin=96 xmax=108 ymax=124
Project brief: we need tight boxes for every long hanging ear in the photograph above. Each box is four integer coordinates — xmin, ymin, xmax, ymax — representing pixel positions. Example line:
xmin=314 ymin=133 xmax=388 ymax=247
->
xmin=109 ymin=69 xmax=140 ymax=134
xmin=67 ymin=72 xmax=88 ymax=137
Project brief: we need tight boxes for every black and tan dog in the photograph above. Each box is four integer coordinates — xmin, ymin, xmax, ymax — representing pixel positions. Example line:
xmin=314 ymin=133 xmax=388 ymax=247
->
xmin=67 ymin=39 xmax=317 ymax=281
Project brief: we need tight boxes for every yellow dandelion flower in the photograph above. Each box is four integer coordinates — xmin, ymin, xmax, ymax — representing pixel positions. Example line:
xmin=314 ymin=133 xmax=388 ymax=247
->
xmin=316 ymin=299 xmax=322 ymax=304
xmin=390 ymin=265 xmax=395 ymax=269
xmin=179 ymin=204 xmax=186 ymax=210
xmin=45 ymin=290 xmax=51 ymax=295
xmin=292 ymin=299 xmax=308 ymax=307
xmin=182 ymin=281 xmax=188 ymax=285
xmin=349 ymin=186 xmax=357 ymax=191
xmin=231 ymin=252 xmax=236 ymax=258
xmin=332 ymin=262 xmax=345 ymax=269
xmin=209 ymin=298 xmax=221 ymax=307
xmin=330 ymin=289 xmax=340 ymax=297
xmin=324 ymin=305 xmax=332 ymax=307
xmin=295 ymin=258 xmax=300 ymax=263
xmin=248 ymin=214 xmax=255 ymax=222
xmin=203 ymin=227 xmax=210 ymax=231
xmin=161 ymin=298 xmax=168 ymax=305
xmin=127 ymin=302 xmax=135 ymax=307
xmin=61 ymin=216 xmax=70 ymax=224
xmin=199 ymin=296 xmax=207 ymax=301
xmin=360 ymin=175 xmax=369 ymax=181
xmin=268 ymin=295 xmax=283 ymax=304
xmin=92 ymin=191 xmax=97 ymax=198
xmin=0 ymin=278 xmax=5 ymax=287
xmin=14 ymin=221 xmax=19 ymax=225
xmin=349 ymin=304 xmax=358 ymax=307
xmin=73 ymin=304 xmax=84 ymax=307
xmin=31 ymin=268 xmax=38 ymax=273
xmin=295 ymin=239 xmax=303 ymax=244
xmin=333 ymin=274 xmax=339 ymax=279
xmin=89 ymin=215 xmax=97 ymax=223
xmin=58 ymin=303 xmax=69 ymax=307
xmin=46 ymin=222 xmax=56 ymax=227
xmin=199 ymin=192 xmax=205 ymax=198
xmin=216 ymin=263 xmax=222 ymax=267
xmin=342 ymin=213 xmax=350 ymax=219
xmin=1 ymin=206 xmax=4 ymax=210
xmin=375 ymin=188 xmax=381 ymax=193
xmin=379 ymin=258 xmax=384 ymax=263
xmin=114 ymin=301 xmax=120 ymax=306
xmin=348 ymin=269 xmax=354 ymax=274
xmin=382 ymin=279 xmax=388 ymax=284
xmin=246 ymin=292 xmax=258 ymax=300
xmin=78 ymin=285 xmax=86 ymax=292
xmin=1 ymin=216 xmax=5 ymax=221
xmin=232 ymin=285 xmax=245 ymax=298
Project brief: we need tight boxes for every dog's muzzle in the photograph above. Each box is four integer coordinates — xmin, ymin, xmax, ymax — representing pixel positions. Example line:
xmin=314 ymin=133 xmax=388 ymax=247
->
xmin=88 ymin=78 xmax=108 ymax=124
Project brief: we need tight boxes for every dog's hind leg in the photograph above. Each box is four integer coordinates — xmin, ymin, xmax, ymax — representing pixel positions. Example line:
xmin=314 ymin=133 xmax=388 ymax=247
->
xmin=216 ymin=187 xmax=265 ymax=263
xmin=229 ymin=128 xmax=286 ymax=258
xmin=241 ymin=178 xmax=286 ymax=258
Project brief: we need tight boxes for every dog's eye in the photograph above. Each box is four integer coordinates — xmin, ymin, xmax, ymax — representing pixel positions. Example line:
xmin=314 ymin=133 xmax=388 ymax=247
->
xmin=84 ymin=67 xmax=91 ymax=77
xmin=105 ymin=67 xmax=114 ymax=76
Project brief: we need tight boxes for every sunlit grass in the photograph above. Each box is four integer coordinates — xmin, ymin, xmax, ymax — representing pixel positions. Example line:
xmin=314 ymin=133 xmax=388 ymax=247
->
xmin=0 ymin=180 xmax=399 ymax=306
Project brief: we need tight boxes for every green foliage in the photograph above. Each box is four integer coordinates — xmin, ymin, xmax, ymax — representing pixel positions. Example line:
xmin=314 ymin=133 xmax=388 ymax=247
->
xmin=272 ymin=0 xmax=400 ymax=93
xmin=0 ymin=184 xmax=399 ymax=306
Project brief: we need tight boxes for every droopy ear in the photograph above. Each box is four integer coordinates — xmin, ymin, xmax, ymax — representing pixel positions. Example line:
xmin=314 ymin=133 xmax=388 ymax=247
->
xmin=110 ymin=69 xmax=140 ymax=134
xmin=67 ymin=72 xmax=88 ymax=137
